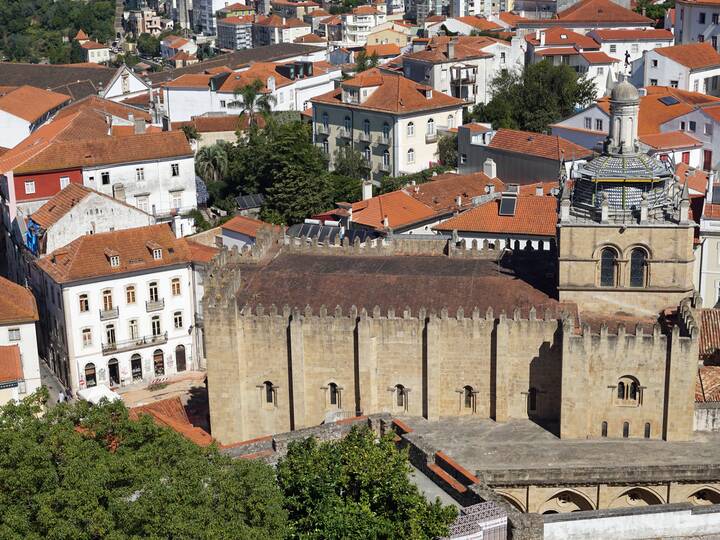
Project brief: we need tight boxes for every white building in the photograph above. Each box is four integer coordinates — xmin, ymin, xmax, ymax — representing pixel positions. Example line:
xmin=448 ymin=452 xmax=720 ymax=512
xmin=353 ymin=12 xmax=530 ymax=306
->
xmin=161 ymin=35 xmax=198 ymax=59
xmin=587 ymin=28 xmax=674 ymax=76
xmin=342 ymin=6 xmax=387 ymax=46
xmin=221 ymin=214 xmax=275 ymax=248
xmin=0 ymin=277 xmax=42 ymax=404
xmin=34 ymin=224 xmax=203 ymax=393
xmin=163 ymin=59 xmax=342 ymax=121
xmin=81 ymin=41 xmax=112 ymax=64
xmin=311 ymin=68 xmax=465 ymax=181
xmin=0 ymin=86 xmax=70 ymax=149
xmin=426 ymin=16 xmax=503 ymax=37
xmin=193 ymin=0 xmax=237 ymax=34
xmin=217 ymin=16 xmax=254 ymax=49
xmin=642 ymin=42 xmax=720 ymax=96
xmin=26 ymin=184 xmax=156 ymax=256
xmin=253 ymin=15 xmax=312 ymax=46
xmin=675 ymin=0 xmax=720 ymax=49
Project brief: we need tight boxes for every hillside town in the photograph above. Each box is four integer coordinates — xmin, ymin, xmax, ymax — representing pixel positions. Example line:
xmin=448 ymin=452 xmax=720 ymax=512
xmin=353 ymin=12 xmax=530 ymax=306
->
xmin=6 ymin=0 xmax=720 ymax=537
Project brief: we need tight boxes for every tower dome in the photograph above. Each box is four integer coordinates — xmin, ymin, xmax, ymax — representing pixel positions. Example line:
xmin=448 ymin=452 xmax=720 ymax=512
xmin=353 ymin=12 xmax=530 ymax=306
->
xmin=610 ymin=79 xmax=640 ymax=103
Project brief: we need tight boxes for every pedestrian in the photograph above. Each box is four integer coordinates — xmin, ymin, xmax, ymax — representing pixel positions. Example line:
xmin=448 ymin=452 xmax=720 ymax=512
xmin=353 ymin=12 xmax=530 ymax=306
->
xmin=58 ymin=390 xmax=65 ymax=403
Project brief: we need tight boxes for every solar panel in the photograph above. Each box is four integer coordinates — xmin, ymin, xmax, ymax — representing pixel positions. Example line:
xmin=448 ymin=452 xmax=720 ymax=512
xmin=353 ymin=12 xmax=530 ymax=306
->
xmin=498 ymin=196 xmax=517 ymax=216
xmin=659 ymin=96 xmax=680 ymax=106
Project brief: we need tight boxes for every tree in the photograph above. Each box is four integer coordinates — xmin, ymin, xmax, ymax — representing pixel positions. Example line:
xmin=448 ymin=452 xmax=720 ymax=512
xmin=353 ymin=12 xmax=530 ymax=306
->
xmin=277 ymin=426 xmax=457 ymax=539
xmin=181 ymin=124 xmax=201 ymax=143
xmin=327 ymin=146 xmax=369 ymax=203
xmin=69 ymin=39 xmax=84 ymax=63
xmin=355 ymin=50 xmax=379 ymax=73
xmin=196 ymin=143 xmax=229 ymax=184
xmin=0 ymin=391 xmax=288 ymax=539
xmin=229 ymin=79 xmax=277 ymax=129
xmin=137 ymin=32 xmax=160 ymax=57
xmin=634 ymin=0 xmax=672 ymax=20
xmin=471 ymin=60 xmax=596 ymax=133
xmin=437 ymin=133 xmax=458 ymax=168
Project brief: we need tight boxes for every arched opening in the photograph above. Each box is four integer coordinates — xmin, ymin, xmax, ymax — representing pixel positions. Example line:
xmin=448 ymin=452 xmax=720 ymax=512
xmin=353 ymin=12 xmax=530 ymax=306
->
xmin=463 ymin=385 xmax=474 ymax=410
xmin=382 ymin=149 xmax=390 ymax=167
xmin=175 ymin=344 xmax=186 ymax=372
xmin=396 ymin=384 xmax=407 ymax=409
xmin=153 ymin=349 xmax=165 ymax=376
xmin=610 ymin=487 xmax=663 ymax=508
xmin=601 ymin=421 xmax=608 ymax=437
xmin=264 ymin=381 xmax=274 ymax=404
xmin=496 ymin=492 xmax=526 ymax=512
xmin=426 ymin=117 xmax=435 ymax=135
xmin=448 ymin=114 xmax=455 ymax=128
xmin=329 ymin=382 xmax=339 ymax=406
xmin=407 ymin=148 xmax=415 ymax=164
xmin=623 ymin=422 xmax=629 ymax=438
xmin=600 ymin=247 xmax=618 ymax=287
xmin=644 ymin=422 xmax=651 ymax=438
xmin=321 ymin=112 xmax=328 ymax=128
xmin=528 ymin=387 xmax=537 ymax=413
xmin=538 ymin=490 xmax=595 ymax=514
xmin=108 ymin=358 xmax=119 ymax=387
xmin=131 ymin=354 xmax=143 ymax=381
xmin=629 ymin=248 xmax=648 ymax=288
xmin=617 ymin=376 xmax=641 ymax=405
xmin=363 ymin=118 xmax=370 ymax=135
xmin=382 ymin=122 xmax=390 ymax=138
xmin=84 ymin=363 xmax=97 ymax=387
xmin=689 ymin=488 xmax=720 ymax=506
xmin=407 ymin=121 xmax=414 ymax=137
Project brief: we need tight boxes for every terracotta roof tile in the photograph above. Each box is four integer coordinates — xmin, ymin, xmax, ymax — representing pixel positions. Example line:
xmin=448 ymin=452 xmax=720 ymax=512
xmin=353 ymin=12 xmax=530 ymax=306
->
xmin=527 ymin=27 xmax=599 ymax=49
xmin=405 ymin=37 xmax=496 ymax=63
xmin=180 ymin=239 xmax=220 ymax=264
xmin=351 ymin=191 xmax=435 ymax=229
xmin=365 ymin=44 xmax=402 ymax=56
xmin=676 ymin=162 xmax=709 ymax=194
xmin=0 ymin=85 xmax=70 ymax=123
xmin=0 ymin=277 xmax=38 ymax=324
xmin=312 ymin=68 xmax=464 ymax=114
xmin=295 ymin=33 xmax=326 ymax=43
xmin=434 ymin=192 xmax=558 ymax=236
xmin=498 ymin=11 xmax=528 ymax=25
xmin=30 ymin=184 xmax=92 ymax=228
xmin=81 ymin=40 xmax=108 ymax=50
xmin=655 ymin=42 xmax=720 ymax=70
xmin=220 ymin=2 xmax=254 ymax=10
xmin=172 ymin=113 xmax=266 ymax=132
xmin=218 ymin=15 xmax=254 ymax=25
xmin=352 ymin=5 xmax=382 ymax=14
xmin=0 ymin=346 xmax=23 ymax=385
xmin=590 ymin=28 xmax=674 ymax=41
xmin=536 ymin=47 xmax=583 ymax=57
xmin=222 ymin=215 xmax=277 ymax=237
xmin=640 ymin=130 xmax=702 ymax=150
xmin=56 ymin=95 xmax=151 ymax=122
xmin=404 ymin=171 xmax=505 ymax=212
xmin=454 ymin=16 xmax=503 ymax=31
xmin=255 ymin=15 xmax=309 ymax=27
xmin=551 ymin=0 xmax=652 ymax=23
xmin=130 ymin=396 xmax=213 ymax=446
xmin=697 ymin=365 xmax=720 ymax=402
xmin=580 ymin=51 xmax=619 ymax=64
xmin=305 ymin=8 xmax=330 ymax=16
xmin=75 ymin=29 xmax=89 ymax=40
xmin=163 ymin=73 xmax=213 ymax=89
xmin=488 ymin=128 xmax=593 ymax=161
xmin=37 ymin=224 xmax=193 ymax=283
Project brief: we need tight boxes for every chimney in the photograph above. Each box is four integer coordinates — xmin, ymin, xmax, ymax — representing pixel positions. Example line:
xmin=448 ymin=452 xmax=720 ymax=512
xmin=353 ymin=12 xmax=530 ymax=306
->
xmin=483 ymin=158 xmax=496 ymax=179
xmin=640 ymin=192 xmax=648 ymax=222
xmin=600 ymin=193 xmax=609 ymax=223
xmin=539 ymin=30 xmax=545 ymax=46
xmin=362 ymin=180 xmax=373 ymax=200
xmin=134 ymin=117 xmax=146 ymax=134
xmin=383 ymin=215 xmax=389 ymax=228
xmin=485 ymin=183 xmax=495 ymax=194
xmin=455 ymin=194 xmax=462 ymax=206
xmin=447 ymin=41 xmax=455 ymax=59
xmin=535 ymin=183 xmax=543 ymax=196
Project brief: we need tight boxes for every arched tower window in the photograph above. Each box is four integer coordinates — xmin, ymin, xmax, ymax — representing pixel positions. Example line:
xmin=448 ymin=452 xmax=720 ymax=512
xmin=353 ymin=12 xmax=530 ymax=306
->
xmin=601 ymin=421 xmax=608 ymax=437
xmin=644 ymin=422 xmax=651 ymax=438
xmin=463 ymin=385 xmax=474 ymax=409
xmin=622 ymin=422 xmax=629 ymax=438
xmin=629 ymin=248 xmax=648 ymax=288
xmin=329 ymin=382 xmax=339 ymax=406
xmin=396 ymin=384 xmax=406 ymax=408
xmin=264 ymin=381 xmax=274 ymax=404
xmin=600 ymin=248 xmax=618 ymax=287
xmin=617 ymin=376 xmax=641 ymax=405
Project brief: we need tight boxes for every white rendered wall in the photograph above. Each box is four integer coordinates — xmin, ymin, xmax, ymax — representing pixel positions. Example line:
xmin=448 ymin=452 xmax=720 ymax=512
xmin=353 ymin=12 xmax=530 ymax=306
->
xmin=0 ymin=321 xmax=42 ymax=402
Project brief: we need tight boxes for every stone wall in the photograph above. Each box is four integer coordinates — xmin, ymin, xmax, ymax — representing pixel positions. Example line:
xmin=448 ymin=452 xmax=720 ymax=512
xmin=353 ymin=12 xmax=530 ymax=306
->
xmin=695 ymin=402 xmax=720 ymax=431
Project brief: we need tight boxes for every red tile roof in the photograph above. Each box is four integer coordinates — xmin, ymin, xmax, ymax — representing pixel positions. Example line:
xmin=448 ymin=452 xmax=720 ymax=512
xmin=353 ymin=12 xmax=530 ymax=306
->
xmin=81 ymin=40 xmax=108 ymax=50
xmin=433 ymin=192 xmax=558 ymax=236
xmin=0 ymin=277 xmax=38 ymax=324
xmin=218 ymin=15 xmax=254 ymax=24
xmin=30 ymin=184 xmax=93 ymax=228
xmin=526 ymin=27 xmax=599 ymax=49
xmin=365 ymin=43 xmax=402 ymax=57
xmin=536 ymin=47 xmax=583 ymax=57
xmin=37 ymin=224 xmax=193 ymax=284
xmin=580 ymin=51 xmax=619 ymax=64
xmin=352 ymin=5 xmax=382 ymax=14
xmin=489 ymin=128 xmax=593 ymax=161
xmin=312 ymin=68 xmax=464 ymax=114
xmin=697 ymin=366 xmax=720 ymax=402
xmin=655 ymin=42 xmax=720 ymax=70
xmin=0 ymin=85 xmax=70 ymax=123
xmin=180 ymin=239 xmax=220 ymax=264
xmin=222 ymin=215 xmax=277 ymax=237
xmin=75 ymin=29 xmax=89 ymax=40
xmin=676 ymin=162 xmax=709 ymax=194
xmin=172 ymin=113 xmax=266 ymax=132
xmin=295 ymin=33 xmax=326 ymax=43
xmin=555 ymin=0 xmax=652 ymax=23
xmin=130 ymin=396 xmax=213 ymax=446
xmin=56 ymin=94 xmax=151 ymax=122
xmin=352 ymin=191 xmax=435 ymax=230
xmin=498 ymin=11 xmax=528 ymax=25
xmin=454 ymin=16 xmax=504 ymax=31
xmin=640 ymin=130 xmax=702 ymax=150
xmin=590 ymin=28 xmax=674 ymax=41
xmin=405 ymin=171 xmax=505 ymax=212
xmin=0 ymin=346 xmax=23 ymax=385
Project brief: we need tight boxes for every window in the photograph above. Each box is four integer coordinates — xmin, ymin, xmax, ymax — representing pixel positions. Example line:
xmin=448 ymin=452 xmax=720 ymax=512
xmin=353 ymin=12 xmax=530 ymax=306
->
xmin=382 ymin=149 xmax=390 ymax=167
xmin=174 ymin=311 xmax=183 ymax=329
xmin=597 ymin=67 xmax=604 ymax=75
xmin=695 ymin=80 xmax=701 ymax=92
xmin=136 ymin=196 xmax=149 ymax=213
xmin=105 ymin=323 xmax=116 ymax=345
xmin=171 ymin=277 xmax=181 ymax=296
xmin=650 ymin=78 xmax=658 ymax=86
xmin=700 ymin=12 xmax=707 ymax=23
xmin=407 ymin=148 xmax=415 ymax=164
xmin=463 ymin=385 xmax=475 ymax=410
xmin=135 ymin=168 xmax=145 ymax=182
xmin=460 ymin=153 xmax=467 ymax=164
xmin=629 ymin=248 xmax=648 ymax=287
xmin=220 ymin=100 xmax=227 ymax=108
xmin=601 ymin=421 xmax=608 ymax=437
xmin=148 ymin=282 xmax=159 ymax=302
xmin=617 ymin=376 xmax=641 ymax=405
xmin=110 ymin=255 xmax=120 ymax=268
xmin=344 ymin=116 xmax=351 ymax=132
xmin=171 ymin=163 xmax=180 ymax=176
xmin=322 ymin=140 xmax=329 ymax=154
xmin=60 ymin=176 xmax=70 ymax=189
xmin=363 ymin=118 xmax=370 ymax=135
xmin=152 ymin=248 xmax=162 ymax=260
xmin=599 ymin=248 xmax=618 ymax=287
xmin=129 ymin=319 xmax=138 ymax=340
xmin=171 ymin=192 xmax=181 ymax=209
xmin=448 ymin=114 xmax=455 ymax=129
xmin=85 ymin=363 xmax=97 ymax=387
xmin=584 ymin=117 xmax=592 ymax=130
xmin=126 ymin=285 xmax=136 ymax=304
xmin=681 ymin=121 xmax=687 ymax=130
xmin=24 ymin=181 xmax=35 ymax=194
xmin=706 ymin=123 xmax=713 ymax=135
xmin=690 ymin=120 xmax=697 ymax=132
xmin=609 ymin=44 xmax=617 ymax=53
xmin=102 ymin=289 xmax=113 ymax=311
xmin=264 ymin=381 xmax=274 ymax=404
xmin=82 ymin=328 xmax=92 ymax=348
xmin=595 ymin=119 xmax=603 ymax=131
xmin=395 ymin=384 xmax=407 ymax=408
xmin=631 ymin=44 xmax=639 ymax=53
xmin=622 ymin=422 xmax=629 ymax=438
xmin=363 ymin=146 xmax=371 ymax=162
xmin=426 ymin=117 xmax=435 ymax=135
xmin=714 ymin=13 xmax=719 ymax=24
xmin=329 ymin=382 xmax=339 ymax=405
xmin=321 ymin=112 xmax=329 ymax=127
xmin=153 ymin=349 xmax=164 ymax=375
xmin=528 ymin=387 xmax=537 ymax=412
xmin=79 ymin=294 xmax=89 ymax=312
xmin=8 ymin=328 xmax=20 ymax=341
xmin=407 ymin=121 xmax=415 ymax=137
xmin=382 ymin=122 xmax=390 ymax=138
xmin=670 ymin=80 xmax=679 ymax=88
xmin=651 ymin=59 xmax=658 ymax=68
xmin=101 ymin=172 xmax=110 ymax=185
xmin=500 ymin=51 xmax=506 ymax=63
xmin=151 ymin=315 xmax=161 ymax=336
xmin=644 ymin=422 xmax=651 ymax=438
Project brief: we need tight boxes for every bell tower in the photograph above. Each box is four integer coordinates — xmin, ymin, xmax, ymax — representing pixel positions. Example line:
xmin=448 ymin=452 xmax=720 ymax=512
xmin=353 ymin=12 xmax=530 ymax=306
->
xmin=557 ymin=80 xmax=695 ymax=316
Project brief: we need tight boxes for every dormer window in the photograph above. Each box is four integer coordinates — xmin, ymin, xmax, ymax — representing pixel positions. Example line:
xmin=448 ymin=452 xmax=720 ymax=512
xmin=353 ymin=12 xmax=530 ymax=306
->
xmin=153 ymin=249 xmax=162 ymax=260
xmin=110 ymin=255 xmax=120 ymax=268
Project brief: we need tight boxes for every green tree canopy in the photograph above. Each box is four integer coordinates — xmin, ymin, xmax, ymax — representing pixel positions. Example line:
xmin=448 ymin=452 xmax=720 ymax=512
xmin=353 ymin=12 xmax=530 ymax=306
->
xmin=0 ymin=391 xmax=287 ymax=540
xmin=437 ymin=133 xmax=458 ymax=168
xmin=470 ymin=60 xmax=596 ymax=133
xmin=136 ymin=33 xmax=160 ymax=57
xmin=355 ymin=50 xmax=379 ymax=73
xmin=277 ymin=426 xmax=457 ymax=539
xmin=229 ymin=78 xmax=276 ymax=128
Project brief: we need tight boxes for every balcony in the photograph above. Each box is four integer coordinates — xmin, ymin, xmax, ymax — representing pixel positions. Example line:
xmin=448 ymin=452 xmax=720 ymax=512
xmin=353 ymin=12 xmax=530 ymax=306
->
xmin=379 ymin=161 xmax=391 ymax=173
xmin=425 ymin=132 xmax=438 ymax=143
xmin=451 ymin=75 xmax=476 ymax=85
xmin=339 ymin=128 xmax=352 ymax=138
xmin=377 ymin=133 xmax=390 ymax=145
xmin=146 ymin=298 xmax=165 ymax=312
xmin=102 ymin=332 xmax=168 ymax=355
xmin=315 ymin=123 xmax=329 ymax=135
xmin=151 ymin=205 xmax=196 ymax=219
xmin=358 ymin=131 xmax=371 ymax=142
xmin=99 ymin=307 xmax=119 ymax=321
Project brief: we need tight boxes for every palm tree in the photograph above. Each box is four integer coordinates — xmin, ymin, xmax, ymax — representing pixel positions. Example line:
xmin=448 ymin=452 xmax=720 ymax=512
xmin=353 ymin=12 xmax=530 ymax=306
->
xmin=195 ymin=143 xmax=229 ymax=184
xmin=228 ymin=78 xmax=276 ymax=129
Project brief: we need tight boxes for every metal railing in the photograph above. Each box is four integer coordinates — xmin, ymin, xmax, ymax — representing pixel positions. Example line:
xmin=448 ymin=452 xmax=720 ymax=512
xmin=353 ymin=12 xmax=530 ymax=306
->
xmin=316 ymin=123 xmax=329 ymax=135
xmin=358 ymin=131 xmax=371 ymax=142
xmin=146 ymin=298 xmax=165 ymax=312
xmin=151 ymin=205 xmax=196 ymax=219
xmin=379 ymin=162 xmax=391 ymax=172
xmin=102 ymin=331 xmax=168 ymax=355
xmin=377 ymin=133 xmax=390 ymax=145
xmin=99 ymin=307 xmax=119 ymax=321
xmin=425 ymin=132 xmax=438 ymax=143
xmin=339 ymin=128 xmax=352 ymax=138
